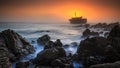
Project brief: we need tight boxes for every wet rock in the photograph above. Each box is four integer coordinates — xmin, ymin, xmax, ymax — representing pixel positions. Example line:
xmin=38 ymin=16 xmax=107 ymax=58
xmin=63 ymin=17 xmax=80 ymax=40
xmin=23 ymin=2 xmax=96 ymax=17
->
xmin=71 ymin=42 xmax=78 ymax=47
xmin=31 ymin=40 xmax=35 ymax=44
xmin=32 ymin=47 xmax=66 ymax=66
xmin=104 ymin=45 xmax=120 ymax=63
xmin=0 ymin=29 xmax=34 ymax=61
xmin=44 ymin=41 xmax=54 ymax=49
xmin=16 ymin=61 xmax=30 ymax=68
xmin=0 ymin=43 xmax=12 ymax=68
xmin=63 ymin=44 xmax=69 ymax=48
xmin=54 ymin=39 xmax=63 ymax=47
xmin=91 ymin=23 xmax=107 ymax=28
xmin=83 ymin=29 xmax=99 ymax=37
xmin=84 ymin=24 xmax=90 ymax=28
xmin=0 ymin=57 xmax=12 ymax=68
xmin=51 ymin=57 xmax=73 ymax=68
xmin=44 ymin=39 xmax=63 ymax=50
xmin=99 ymin=31 xmax=103 ymax=34
xmin=91 ymin=22 xmax=119 ymax=30
xmin=37 ymin=34 xmax=51 ymax=45
xmin=107 ymin=25 xmax=120 ymax=53
xmin=76 ymin=37 xmax=108 ymax=67
xmin=90 ymin=61 xmax=120 ymax=68
xmin=104 ymin=32 xmax=109 ymax=37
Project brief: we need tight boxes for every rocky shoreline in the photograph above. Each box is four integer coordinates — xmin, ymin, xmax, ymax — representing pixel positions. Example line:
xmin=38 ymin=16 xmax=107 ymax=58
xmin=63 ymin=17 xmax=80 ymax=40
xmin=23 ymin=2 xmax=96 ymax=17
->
xmin=0 ymin=22 xmax=120 ymax=68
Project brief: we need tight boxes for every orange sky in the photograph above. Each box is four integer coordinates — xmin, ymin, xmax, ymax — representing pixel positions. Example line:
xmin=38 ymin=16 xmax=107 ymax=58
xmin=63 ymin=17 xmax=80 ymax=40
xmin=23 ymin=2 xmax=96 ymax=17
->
xmin=0 ymin=0 xmax=120 ymax=23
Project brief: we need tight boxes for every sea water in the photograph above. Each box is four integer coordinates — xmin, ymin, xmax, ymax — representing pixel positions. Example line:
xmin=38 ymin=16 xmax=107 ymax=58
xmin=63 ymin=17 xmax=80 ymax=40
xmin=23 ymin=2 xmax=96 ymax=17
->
xmin=0 ymin=23 xmax=86 ymax=68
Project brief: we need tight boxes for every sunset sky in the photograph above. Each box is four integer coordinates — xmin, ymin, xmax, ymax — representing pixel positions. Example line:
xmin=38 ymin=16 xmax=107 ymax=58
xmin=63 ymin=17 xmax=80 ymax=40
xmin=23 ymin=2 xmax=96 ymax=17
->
xmin=0 ymin=0 xmax=120 ymax=23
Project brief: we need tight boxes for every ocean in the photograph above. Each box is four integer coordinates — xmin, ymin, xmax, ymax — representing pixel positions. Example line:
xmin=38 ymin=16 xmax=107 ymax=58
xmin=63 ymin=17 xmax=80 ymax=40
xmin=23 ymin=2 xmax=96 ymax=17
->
xmin=0 ymin=23 xmax=87 ymax=68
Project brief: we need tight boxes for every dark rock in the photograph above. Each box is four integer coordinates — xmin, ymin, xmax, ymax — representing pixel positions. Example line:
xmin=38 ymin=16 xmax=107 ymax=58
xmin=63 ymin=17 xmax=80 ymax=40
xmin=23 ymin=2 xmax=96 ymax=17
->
xmin=84 ymin=24 xmax=90 ymax=28
xmin=54 ymin=39 xmax=63 ymax=47
xmin=99 ymin=31 xmax=103 ymax=34
xmin=71 ymin=42 xmax=78 ymax=47
xmin=0 ymin=43 xmax=12 ymax=68
xmin=104 ymin=45 xmax=120 ymax=62
xmin=16 ymin=61 xmax=29 ymax=68
xmin=63 ymin=44 xmax=69 ymax=48
xmin=44 ymin=39 xmax=63 ymax=50
xmin=0 ymin=57 xmax=12 ymax=68
xmin=37 ymin=34 xmax=51 ymax=45
xmin=77 ymin=37 xmax=107 ymax=55
xmin=44 ymin=41 xmax=54 ymax=50
xmin=107 ymin=25 xmax=120 ymax=53
xmin=104 ymin=32 xmax=109 ymax=37
xmin=91 ymin=22 xmax=119 ymax=30
xmin=32 ymin=47 xmax=66 ymax=66
xmin=90 ymin=61 xmax=120 ymax=68
xmin=0 ymin=29 xmax=34 ymax=61
xmin=83 ymin=29 xmax=99 ymax=37
xmin=76 ymin=37 xmax=108 ymax=67
xmin=91 ymin=23 xmax=107 ymax=28
xmin=31 ymin=40 xmax=35 ymax=44
xmin=51 ymin=57 xmax=73 ymax=68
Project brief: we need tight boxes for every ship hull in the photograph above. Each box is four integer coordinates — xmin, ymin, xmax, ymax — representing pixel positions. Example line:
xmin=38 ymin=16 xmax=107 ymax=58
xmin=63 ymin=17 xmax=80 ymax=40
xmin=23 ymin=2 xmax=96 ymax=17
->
xmin=69 ymin=17 xmax=87 ymax=24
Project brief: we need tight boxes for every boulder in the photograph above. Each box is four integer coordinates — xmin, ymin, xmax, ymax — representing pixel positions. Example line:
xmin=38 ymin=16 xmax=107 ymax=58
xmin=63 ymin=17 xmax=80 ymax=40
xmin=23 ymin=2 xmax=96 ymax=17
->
xmin=16 ymin=61 xmax=30 ymax=68
xmin=44 ymin=39 xmax=63 ymax=50
xmin=63 ymin=44 xmax=69 ymax=48
xmin=0 ymin=57 xmax=12 ymax=68
xmin=83 ymin=29 xmax=99 ymax=37
xmin=77 ymin=37 xmax=107 ymax=56
xmin=90 ymin=61 xmax=120 ymax=68
xmin=54 ymin=39 xmax=63 ymax=47
xmin=0 ymin=29 xmax=34 ymax=61
xmin=0 ymin=43 xmax=12 ymax=68
xmin=104 ymin=32 xmax=109 ymax=37
xmin=32 ymin=47 xmax=66 ymax=66
xmin=71 ymin=42 xmax=78 ymax=47
xmin=107 ymin=25 xmax=120 ymax=53
xmin=51 ymin=57 xmax=73 ymax=68
xmin=37 ymin=34 xmax=51 ymax=45
xmin=44 ymin=41 xmax=54 ymax=50
xmin=76 ymin=37 xmax=108 ymax=67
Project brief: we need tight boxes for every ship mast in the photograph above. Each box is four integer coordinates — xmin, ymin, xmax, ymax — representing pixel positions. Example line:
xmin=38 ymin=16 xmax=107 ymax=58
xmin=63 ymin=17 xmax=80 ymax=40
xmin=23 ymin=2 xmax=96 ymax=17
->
xmin=75 ymin=12 xmax=76 ymax=17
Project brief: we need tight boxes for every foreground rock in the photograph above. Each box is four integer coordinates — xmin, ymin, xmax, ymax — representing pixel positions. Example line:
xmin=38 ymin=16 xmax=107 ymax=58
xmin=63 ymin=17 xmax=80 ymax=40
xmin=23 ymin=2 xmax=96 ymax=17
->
xmin=90 ymin=61 xmax=120 ymax=68
xmin=32 ymin=47 xmax=66 ymax=65
xmin=74 ymin=25 xmax=120 ymax=68
xmin=83 ymin=29 xmax=99 ymax=37
xmin=16 ymin=61 xmax=30 ymax=68
xmin=0 ymin=29 xmax=34 ymax=61
xmin=0 ymin=43 xmax=12 ymax=68
xmin=107 ymin=25 xmax=120 ymax=53
xmin=44 ymin=39 xmax=63 ymax=49
xmin=37 ymin=34 xmax=51 ymax=45
xmin=33 ymin=38 xmax=74 ymax=68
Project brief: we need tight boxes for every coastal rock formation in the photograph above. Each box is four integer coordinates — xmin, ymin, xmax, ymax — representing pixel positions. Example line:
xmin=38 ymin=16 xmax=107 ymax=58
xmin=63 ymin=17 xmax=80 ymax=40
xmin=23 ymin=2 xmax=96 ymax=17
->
xmin=75 ymin=25 xmax=120 ymax=68
xmin=37 ymin=34 xmax=51 ymax=45
xmin=90 ymin=61 xmax=120 ymax=68
xmin=0 ymin=29 xmax=34 ymax=61
xmin=76 ymin=37 xmax=107 ymax=68
xmin=107 ymin=25 xmax=120 ymax=53
xmin=0 ymin=43 xmax=12 ymax=68
xmin=44 ymin=39 xmax=63 ymax=49
xmin=91 ymin=22 xmax=120 ymax=31
xmin=32 ymin=47 xmax=66 ymax=65
xmin=16 ymin=61 xmax=30 ymax=68
xmin=83 ymin=29 xmax=99 ymax=37
xmin=32 ymin=38 xmax=74 ymax=67
xmin=51 ymin=57 xmax=73 ymax=68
